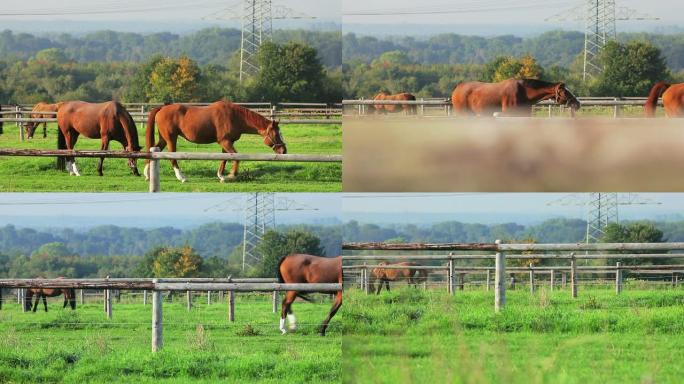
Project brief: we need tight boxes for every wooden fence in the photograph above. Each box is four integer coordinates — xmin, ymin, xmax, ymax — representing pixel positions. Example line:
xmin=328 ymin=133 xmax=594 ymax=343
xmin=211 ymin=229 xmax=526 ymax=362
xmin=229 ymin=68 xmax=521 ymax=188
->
xmin=342 ymin=97 xmax=661 ymax=117
xmin=341 ymin=241 xmax=684 ymax=312
xmin=0 ymin=147 xmax=342 ymax=191
xmin=0 ymin=277 xmax=341 ymax=352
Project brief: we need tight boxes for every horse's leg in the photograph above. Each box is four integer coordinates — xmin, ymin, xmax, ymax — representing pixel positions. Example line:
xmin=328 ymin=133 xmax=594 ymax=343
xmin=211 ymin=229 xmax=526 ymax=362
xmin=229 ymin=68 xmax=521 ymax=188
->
xmin=144 ymin=138 xmax=166 ymax=180
xmin=66 ymin=131 xmax=81 ymax=176
xmin=217 ymin=139 xmax=239 ymax=182
xmin=376 ymin=278 xmax=383 ymax=294
xmin=42 ymin=295 xmax=48 ymax=312
xmin=42 ymin=122 xmax=47 ymax=138
xmin=319 ymin=291 xmax=342 ymax=336
xmin=32 ymin=293 xmax=39 ymax=312
xmin=97 ymin=136 xmax=110 ymax=176
xmin=63 ymin=294 xmax=68 ymax=308
xmin=279 ymin=291 xmax=297 ymax=334
xmin=167 ymin=136 xmax=187 ymax=183
xmin=385 ymin=280 xmax=390 ymax=292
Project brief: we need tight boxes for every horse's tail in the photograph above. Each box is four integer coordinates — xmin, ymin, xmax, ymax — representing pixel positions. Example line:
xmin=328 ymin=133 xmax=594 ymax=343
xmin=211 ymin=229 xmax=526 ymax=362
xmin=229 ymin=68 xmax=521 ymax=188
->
xmin=645 ymin=82 xmax=670 ymax=117
xmin=276 ymin=254 xmax=289 ymax=283
xmin=146 ymin=105 xmax=164 ymax=151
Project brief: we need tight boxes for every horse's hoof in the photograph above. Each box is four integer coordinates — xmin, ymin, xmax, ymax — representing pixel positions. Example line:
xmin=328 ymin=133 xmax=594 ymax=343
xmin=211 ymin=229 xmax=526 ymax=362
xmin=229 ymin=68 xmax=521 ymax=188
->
xmin=180 ymin=179 xmax=187 ymax=183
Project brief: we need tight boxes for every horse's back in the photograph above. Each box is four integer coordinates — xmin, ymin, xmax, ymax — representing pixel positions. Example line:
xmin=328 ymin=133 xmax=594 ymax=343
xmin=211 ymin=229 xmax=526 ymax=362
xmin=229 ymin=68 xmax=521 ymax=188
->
xmin=280 ymin=254 xmax=341 ymax=284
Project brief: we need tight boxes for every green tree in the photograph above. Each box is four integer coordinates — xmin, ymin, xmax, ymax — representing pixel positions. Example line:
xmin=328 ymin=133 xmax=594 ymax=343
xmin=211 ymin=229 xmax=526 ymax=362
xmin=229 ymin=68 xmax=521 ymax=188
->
xmin=593 ymin=40 xmax=670 ymax=96
xmin=148 ymin=56 xmax=202 ymax=102
xmin=137 ymin=245 xmax=203 ymax=278
xmin=253 ymin=230 xmax=325 ymax=277
xmin=247 ymin=41 xmax=336 ymax=102
xmin=601 ymin=222 xmax=665 ymax=265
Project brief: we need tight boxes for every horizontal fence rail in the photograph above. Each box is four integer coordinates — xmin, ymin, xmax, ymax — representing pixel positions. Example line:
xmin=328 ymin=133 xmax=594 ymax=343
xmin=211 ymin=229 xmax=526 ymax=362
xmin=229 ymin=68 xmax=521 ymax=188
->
xmin=0 ymin=278 xmax=340 ymax=352
xmin=343 ymin=241 xmax=684 ymax=308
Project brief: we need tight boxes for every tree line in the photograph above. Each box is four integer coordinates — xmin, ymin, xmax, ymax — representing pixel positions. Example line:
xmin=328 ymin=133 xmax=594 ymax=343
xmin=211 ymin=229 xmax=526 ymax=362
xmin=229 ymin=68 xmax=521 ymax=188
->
xmin=344 ymin=32 xmax=684 ymax=99
xmin=0 ymin=41 xmax=342 ymax=104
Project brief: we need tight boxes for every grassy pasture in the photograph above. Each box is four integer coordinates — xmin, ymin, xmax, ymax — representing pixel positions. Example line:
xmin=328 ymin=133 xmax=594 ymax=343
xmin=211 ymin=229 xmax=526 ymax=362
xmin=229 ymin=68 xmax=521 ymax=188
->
xmin=0 ymin=123 xmax=341 ymax=192
xmin=340 ymin=287 xmax=684 ymax=384
xmin=0 ymin=293 xmax=341 ymax=383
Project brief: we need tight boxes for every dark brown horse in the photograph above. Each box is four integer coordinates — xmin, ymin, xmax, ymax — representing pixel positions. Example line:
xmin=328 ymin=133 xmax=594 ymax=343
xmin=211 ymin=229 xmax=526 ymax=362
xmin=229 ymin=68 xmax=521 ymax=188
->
xmin=57 ymin=101 xmax=141 ymax=176
xmin=277 ymin=254 xmax=342 ymax=336
xmin=25 ymin=102 xmax=63 ymax=139
xmin=645 ymin=82 xmax=684 ymax=117
xmin=373 ymin=91 xmax=417 ymax=114
xmin=25 ymin=287 xmax=76 ymax=312
xmin=144 ymin=100 xmax=287 ymax=183
xmin=451 ymin=78 xmax=580 ymax=117
xmin=370 ymin=262 xmax=428 ymax=294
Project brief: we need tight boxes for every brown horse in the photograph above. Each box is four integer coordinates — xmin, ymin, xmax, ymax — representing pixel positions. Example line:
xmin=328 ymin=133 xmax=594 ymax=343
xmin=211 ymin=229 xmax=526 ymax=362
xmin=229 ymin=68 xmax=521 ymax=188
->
xmin=57 ymin=101 xmax=141 ymax=176
xmin=278 ymin=254 xmax=342 ymax=336
xmin=25 ymin=102 xmax=63 ymax=139
xmin=645 ymin=82 xmax=684 ymax=117
xmin=370 ymin=262 xmax=428 ymax=294
xmin=25 ymin=287 xmax=76 ymax=312
xmin=451 ymin=78 xmax=580 ymax=117
xmin=373 ymin=91 xmax=417 ymax=114
xmin=144 ymin=100 xmax=287 ymax=183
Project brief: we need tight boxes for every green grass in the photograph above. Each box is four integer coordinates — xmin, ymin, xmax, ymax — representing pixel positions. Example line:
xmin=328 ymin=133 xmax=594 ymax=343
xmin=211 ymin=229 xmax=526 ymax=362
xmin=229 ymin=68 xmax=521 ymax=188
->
xmin=340 ymin=287 xmax=684 ymax=383
xmin=0 ymin=123 xmax=341 ymax=192
xmin=0 ymin=293 xmax=341 ymax=383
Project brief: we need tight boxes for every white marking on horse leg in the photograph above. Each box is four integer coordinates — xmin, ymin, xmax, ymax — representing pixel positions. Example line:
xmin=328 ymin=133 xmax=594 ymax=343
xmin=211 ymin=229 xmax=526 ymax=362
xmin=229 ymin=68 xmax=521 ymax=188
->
xmin=279 ymin=318 xmax=287 ymax=334
xmin=217 ymin=171 xmax=225 ymax=183
xmin=173 ymin=166 xmax=187 ymax=183
xmin=66 ymin=160 xmax=74 ymax=175
xmin=71 ymin=161 xmax=81 ymax=176
xmin=287 ymin=314 xmax=297 ymax=331
xmin=144 ymin=163 xmax=150 ymax=180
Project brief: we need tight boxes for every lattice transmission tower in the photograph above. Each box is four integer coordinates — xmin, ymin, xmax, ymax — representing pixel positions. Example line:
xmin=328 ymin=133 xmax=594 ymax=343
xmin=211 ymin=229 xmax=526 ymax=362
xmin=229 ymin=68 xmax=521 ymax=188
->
xmin=548 ymin=193 xmax=660 ymax=243
xmin=546 ymin=1 xmax=658 ymax=81
xmin=203 ymin=1 xmax=314 ymax=82
xmin=204 ymin=193 xmax=318 ymax=270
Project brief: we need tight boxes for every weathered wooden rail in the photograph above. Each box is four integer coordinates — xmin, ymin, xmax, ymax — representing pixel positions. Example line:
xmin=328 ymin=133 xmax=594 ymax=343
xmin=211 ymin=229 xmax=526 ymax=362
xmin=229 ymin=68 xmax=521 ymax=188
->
xmin=0 ymin=148 xmax=342 ymax=192
xmin=342 ymin=242 xmax=684 ymax=309
xmin=0 ymin=278 xmax=341 ymax=352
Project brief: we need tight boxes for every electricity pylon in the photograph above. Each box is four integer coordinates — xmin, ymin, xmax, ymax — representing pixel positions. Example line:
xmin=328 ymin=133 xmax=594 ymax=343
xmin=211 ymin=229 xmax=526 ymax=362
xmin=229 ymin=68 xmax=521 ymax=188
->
xmin=203 ymin=1 xmax=315 ymax=82
xmin=548 ymin=193 xmax=661 ymax=243
xmin=204 ymin=193 xmax=318 ymax=270
xmin=546 ymin=1 xmax=658 ymax=80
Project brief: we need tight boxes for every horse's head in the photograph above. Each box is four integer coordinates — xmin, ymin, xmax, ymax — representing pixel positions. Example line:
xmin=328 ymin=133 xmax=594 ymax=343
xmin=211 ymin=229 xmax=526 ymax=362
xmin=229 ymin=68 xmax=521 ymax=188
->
xmin=25 ymin=122 xmax=38 ymax=139
xmin=264 ymin=120 xmax=287 ymax=154
xmin=555 ymin=83 xmax=581 ymax=112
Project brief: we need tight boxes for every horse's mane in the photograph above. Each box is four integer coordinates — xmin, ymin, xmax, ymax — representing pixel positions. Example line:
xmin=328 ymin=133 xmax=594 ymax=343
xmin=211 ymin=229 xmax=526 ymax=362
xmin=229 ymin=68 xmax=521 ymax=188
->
xmin=518 ymin=78 xmax=556 ymax=89
xmin=224 ymin=101 xmax=271 ymax=127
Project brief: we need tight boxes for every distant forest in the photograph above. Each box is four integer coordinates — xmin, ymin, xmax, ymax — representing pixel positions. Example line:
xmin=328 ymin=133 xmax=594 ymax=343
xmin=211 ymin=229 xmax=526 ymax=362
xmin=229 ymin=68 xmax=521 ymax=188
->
xmin=343 ymin=30 xmax=684 ymax=71
xmin=0 ymin=28 xmax=341 ymax=68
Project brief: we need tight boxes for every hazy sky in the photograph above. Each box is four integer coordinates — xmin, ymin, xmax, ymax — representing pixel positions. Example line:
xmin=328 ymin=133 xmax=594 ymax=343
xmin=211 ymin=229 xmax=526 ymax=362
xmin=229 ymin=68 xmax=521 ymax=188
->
xmin=343 ymin=193 xmax=684 ymax=222
xmin=343 ymin=0 xmax=683 ymax=26
xmin=0 ymin=193 xmax=341 ymax=227
xmin=0 ymin=0 xmax=340 ymax=22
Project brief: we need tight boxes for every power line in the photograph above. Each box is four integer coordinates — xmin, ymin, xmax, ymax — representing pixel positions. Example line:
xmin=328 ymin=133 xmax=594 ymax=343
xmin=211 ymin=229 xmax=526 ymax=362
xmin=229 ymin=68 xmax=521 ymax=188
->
xmin=344 ymin=1 xmax=575 ymax=16
xmin=0 ymin=0 xmax=226 ymax=16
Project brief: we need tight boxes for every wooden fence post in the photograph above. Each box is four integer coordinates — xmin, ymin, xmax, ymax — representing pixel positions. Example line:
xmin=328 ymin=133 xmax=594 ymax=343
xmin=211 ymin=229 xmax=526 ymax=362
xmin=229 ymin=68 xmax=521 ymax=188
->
xmin=363 ymin=266 xmax=369 ymax=294
xmin=218 ymin=290 xmax=224 ymax=302
xmin=494 ymin=239 xmax=505 ymax=312
xmin=228 ymin=291 xmax=235 ymax=322
xmin=529 ymin=263 xmax=535 ymax=294
xmin=459 ymin=273 xmax=465 ymax=291
xmin=272 ymin=290 xmax=278 ymax=313
xmin=550 ymin=270 xmax=555 ymax=291
xmin=149 ymin=147 xmax=160 ymax=193
xmin=486 ymin=269 xmax=491 ymax=291
xmin=207 ymin=291 xmax=212 ymax=305
xmin=448 ymin=259 xmax=455 ymax=295
xmin=106 ymin=277 xmax=112 ymax=320
xmin=16 ymin=106 xmax=24 ymax=142
xmin=143 ymin=290 xmax=148 ymax=305
xmin=570 ymin=253 xmax=578 ymax=298
xmin=79 ymin=289 xmax=84 ymax=305
xmin=20 ymin=289 xmax=27 ymax=312
xmin=186 ymin=290 xmax=192 ymax=311
xmin=615 ymin=262 xmax=622 ymax=294
xmin=562 ymin=272 xmax=567 ymax=289
xmin=151 ymin=284 xmax=163 ymax=352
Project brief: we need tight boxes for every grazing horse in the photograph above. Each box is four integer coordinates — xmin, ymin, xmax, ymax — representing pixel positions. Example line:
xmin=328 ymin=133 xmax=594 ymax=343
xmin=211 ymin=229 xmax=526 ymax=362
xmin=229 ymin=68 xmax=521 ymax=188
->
xmin=645 ymin=82 xmax=684 ymax=117
xmin=144 ymin=100 xmax=287 ymax=183
xmin=25 ymin=286 xmax=76 ymax=312
xmin=57 ymin=101 xmax=141 ymax=176
xmin=451 ymin=78 xmax=580 ymax=117
xmin=370 ymin=262 xmax=428 ymax=294
xmin=25 ymin=102 xmax=63 ymax=139
xmin=278 ymin=254 xmax=342 ymax=336
xmin=373 ymin=91 xmax=417 ymax=114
